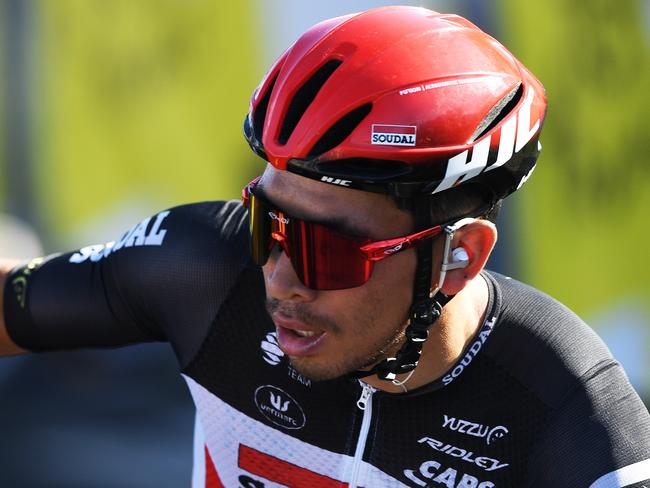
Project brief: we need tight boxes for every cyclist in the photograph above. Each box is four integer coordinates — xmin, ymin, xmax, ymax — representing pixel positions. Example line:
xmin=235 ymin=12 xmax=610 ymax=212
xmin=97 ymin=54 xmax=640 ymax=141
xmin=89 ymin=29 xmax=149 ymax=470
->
xmin=2 ymin=6 xmax=649 ymax=487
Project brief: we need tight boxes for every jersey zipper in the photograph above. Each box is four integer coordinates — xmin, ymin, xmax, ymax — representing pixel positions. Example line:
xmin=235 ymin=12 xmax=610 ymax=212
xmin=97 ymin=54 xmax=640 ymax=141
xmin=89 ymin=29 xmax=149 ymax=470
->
xmin=349 ymin=381 xmax=376 ymax=488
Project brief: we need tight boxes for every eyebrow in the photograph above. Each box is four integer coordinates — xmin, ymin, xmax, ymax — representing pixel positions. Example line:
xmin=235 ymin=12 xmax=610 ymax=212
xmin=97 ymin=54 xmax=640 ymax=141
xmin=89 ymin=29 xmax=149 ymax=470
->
xmin=253 ymin=182 xmax=371 ymax=238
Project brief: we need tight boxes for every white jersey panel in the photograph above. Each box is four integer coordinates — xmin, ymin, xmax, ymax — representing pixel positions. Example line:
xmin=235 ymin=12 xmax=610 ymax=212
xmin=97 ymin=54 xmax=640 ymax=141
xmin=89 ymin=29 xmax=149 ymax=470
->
xmin=183 ymin=374 xmax=408 ymax=487
xmin=192 ymin=414 xmax=207 ymax=488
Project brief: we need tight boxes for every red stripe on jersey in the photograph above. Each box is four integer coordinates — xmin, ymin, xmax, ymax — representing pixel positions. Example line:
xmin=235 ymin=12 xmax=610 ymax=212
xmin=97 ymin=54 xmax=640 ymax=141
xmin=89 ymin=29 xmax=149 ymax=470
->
xmin=205 ymin=446 xmax=225 ymax=488
xmin=239 ymin=444 xmax=348 ymax=487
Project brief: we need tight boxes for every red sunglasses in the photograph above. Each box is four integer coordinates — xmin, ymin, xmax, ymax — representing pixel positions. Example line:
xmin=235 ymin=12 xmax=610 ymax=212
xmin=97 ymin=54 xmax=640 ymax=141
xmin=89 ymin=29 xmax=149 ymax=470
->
xmin=242 ymin=177 xmax=447 ymax=290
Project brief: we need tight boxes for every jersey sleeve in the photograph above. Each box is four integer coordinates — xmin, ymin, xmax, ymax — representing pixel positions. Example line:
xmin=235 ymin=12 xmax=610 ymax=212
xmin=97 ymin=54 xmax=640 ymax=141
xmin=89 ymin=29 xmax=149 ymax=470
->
xmin=527 ymin=359 xmax=650 ymax=487
xmin=2 ymin=200 xmax=250 ymax=367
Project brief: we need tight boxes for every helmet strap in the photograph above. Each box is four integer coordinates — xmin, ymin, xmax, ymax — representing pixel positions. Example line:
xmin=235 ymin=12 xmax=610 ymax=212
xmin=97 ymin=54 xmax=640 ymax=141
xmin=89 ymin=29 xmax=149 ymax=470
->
xmin=348 ymin=196 xmax=456 ymax=382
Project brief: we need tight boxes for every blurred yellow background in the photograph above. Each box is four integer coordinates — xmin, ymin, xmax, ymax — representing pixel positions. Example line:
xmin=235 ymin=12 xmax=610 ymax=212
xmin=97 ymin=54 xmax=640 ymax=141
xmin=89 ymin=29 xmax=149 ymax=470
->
xmin=37 ymin=1 xmax=260 ymax=241
xmin=504 ymin=0 xmax=650 ymax=319
xmin=0 ymin=0 xmax=648 ymax=485
xmin=502 ymin=0 xmax=650 ymax=397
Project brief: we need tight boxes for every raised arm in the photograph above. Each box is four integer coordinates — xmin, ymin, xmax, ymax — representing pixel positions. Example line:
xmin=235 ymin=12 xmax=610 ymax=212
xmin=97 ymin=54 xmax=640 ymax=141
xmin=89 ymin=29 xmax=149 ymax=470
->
xmin=0 ymin=201 xmax=250 ymax=366
xmin=0 ymin=259 xmax=27 ymax=355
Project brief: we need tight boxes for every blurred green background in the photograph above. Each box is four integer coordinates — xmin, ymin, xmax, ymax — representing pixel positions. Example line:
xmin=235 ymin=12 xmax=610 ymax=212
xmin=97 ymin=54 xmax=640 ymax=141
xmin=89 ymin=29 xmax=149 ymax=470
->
xmin=33 ymin=1 xmax=259 ymax=246
xmin=0 ymin=0 xmax=648 ymax=486
xmin=501 ymin=0 xmax=650 ymax=398
xmin=504 ymin=0 xmax=650 ymax=325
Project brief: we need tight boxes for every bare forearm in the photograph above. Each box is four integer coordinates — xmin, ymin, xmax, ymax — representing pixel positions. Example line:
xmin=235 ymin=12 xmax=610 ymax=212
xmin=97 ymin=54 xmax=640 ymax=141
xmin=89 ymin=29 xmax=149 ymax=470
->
xmin=0 ymin=260 xmax=27 ymax=355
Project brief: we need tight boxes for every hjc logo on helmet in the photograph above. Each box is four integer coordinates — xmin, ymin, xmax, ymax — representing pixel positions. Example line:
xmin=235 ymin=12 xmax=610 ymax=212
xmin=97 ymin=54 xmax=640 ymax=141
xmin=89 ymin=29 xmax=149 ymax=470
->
xmin=320 ymin=176 xmax=352 ymax=187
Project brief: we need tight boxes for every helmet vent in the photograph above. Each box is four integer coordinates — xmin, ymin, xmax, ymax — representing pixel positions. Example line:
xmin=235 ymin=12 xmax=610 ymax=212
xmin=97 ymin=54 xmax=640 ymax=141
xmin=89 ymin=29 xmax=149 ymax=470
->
xmin=253 ymin=73 xmax=279 ymax=143
xmin=307 ymin=103 xmax=372 ymax=158
xmin=470 ymin=83 xmax=523 ymax=142
xmin=278 ymin=59 xmax=342 ymax=145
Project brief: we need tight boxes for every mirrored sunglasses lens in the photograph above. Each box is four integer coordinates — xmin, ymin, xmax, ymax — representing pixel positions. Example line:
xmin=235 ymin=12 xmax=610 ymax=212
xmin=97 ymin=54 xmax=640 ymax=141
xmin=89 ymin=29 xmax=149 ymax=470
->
xmin=288 ymin=222 xmax=373 ymax=290
xmin=248 ymin=194 xmax=273 ymax=265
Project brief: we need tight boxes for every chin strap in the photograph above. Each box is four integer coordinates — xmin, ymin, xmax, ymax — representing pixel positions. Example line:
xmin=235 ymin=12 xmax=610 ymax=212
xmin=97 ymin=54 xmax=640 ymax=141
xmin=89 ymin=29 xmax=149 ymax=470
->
xmin=348 ymin=210 xmax=475 ymax=382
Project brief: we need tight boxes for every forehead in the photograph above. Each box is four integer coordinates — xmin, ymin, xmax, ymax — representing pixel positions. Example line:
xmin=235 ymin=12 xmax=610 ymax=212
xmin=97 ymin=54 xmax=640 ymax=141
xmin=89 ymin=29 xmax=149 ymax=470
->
xmin=256 ymin=165 xmax=413 ymax=237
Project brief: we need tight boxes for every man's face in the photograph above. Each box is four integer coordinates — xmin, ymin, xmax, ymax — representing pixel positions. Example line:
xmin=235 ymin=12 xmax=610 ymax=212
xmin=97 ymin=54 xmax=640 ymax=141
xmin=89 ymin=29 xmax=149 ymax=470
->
xmin=258 ymin=165 xmax=421 ymax=381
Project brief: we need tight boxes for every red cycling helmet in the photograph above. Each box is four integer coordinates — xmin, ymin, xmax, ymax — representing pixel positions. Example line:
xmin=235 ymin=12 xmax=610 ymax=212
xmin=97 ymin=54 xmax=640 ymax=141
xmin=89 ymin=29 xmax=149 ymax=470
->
xmin=244 ymin=6 xmax=546 ymax=201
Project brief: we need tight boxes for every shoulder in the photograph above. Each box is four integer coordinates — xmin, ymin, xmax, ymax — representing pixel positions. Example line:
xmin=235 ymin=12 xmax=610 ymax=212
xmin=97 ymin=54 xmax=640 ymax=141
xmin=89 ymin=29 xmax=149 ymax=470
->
xmin=69 ymin=200 xmax=250 ymax=269
xmin=101 ymin=200 xmax=253 ymax=364
xmin=151 ymin=199 xmax=249 ymax=257
xmin=68 ymin=199 xmax=253 ymax=331
xmin=167 ymin=199 xmax=247 ymax=234
xmin=483 ymin=272 xmax=650 ymax=485
xmin=483 ymin=270 xmax=613 ymax=409
xmin=101 ymin=199 xmax=252 ymax=297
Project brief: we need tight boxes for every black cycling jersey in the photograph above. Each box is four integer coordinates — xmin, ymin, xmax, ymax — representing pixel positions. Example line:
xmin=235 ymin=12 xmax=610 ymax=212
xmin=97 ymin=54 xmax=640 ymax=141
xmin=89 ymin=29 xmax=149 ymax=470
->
xmin=4 ymin=200 xmax=650 ymax=488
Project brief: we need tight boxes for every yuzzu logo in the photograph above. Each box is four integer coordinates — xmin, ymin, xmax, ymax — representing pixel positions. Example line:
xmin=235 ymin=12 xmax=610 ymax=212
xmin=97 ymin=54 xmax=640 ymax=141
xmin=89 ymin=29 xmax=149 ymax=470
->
xmin=442 ymin=415 xmax=509 ymax=446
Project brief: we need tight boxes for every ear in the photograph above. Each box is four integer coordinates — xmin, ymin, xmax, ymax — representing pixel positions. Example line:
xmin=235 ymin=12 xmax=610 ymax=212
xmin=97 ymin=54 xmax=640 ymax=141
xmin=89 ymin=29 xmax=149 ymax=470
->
xmin=438 ymin=220 xmax=497 ymax=296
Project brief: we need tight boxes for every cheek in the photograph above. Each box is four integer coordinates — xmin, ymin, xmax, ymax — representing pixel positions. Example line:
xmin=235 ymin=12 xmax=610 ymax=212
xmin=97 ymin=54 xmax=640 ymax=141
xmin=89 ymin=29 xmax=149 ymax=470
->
xmin=369 ymin=250 xmax=416 ymax=305
xmin=262 ymin=262 xmax=271 ymax=281
xmin=333 ymin=250 xmax=416 ymax=328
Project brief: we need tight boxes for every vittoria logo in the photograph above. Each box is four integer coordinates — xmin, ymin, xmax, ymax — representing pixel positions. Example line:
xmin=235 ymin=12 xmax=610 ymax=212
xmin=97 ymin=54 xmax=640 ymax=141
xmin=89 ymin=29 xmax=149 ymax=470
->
xmin=269 ymin=392 xmax=289 ymax=412
xmin=371 ymin=124 xmax=417 ymax=146
xmin=442 ymin=415 xmax=509 ymax=446
xmin=254 ymin=385 xmax=306 ymax=430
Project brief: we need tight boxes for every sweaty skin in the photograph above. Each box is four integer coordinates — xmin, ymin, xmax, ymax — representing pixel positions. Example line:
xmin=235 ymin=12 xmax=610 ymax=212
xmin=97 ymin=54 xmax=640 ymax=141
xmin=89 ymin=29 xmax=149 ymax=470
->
xmin=0 ymin=260 xmax=27 ymax=355
xmin=259 ymin=165 xmax=496 ymax=393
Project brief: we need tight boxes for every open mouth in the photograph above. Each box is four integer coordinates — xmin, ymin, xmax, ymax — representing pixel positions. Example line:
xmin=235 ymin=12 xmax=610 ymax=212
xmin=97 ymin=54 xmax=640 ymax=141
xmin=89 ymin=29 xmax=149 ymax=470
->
xmin=293 ymin=329 xmax=318 ymax=338
xmin=274 ymin=323 xmax=327 ymax=357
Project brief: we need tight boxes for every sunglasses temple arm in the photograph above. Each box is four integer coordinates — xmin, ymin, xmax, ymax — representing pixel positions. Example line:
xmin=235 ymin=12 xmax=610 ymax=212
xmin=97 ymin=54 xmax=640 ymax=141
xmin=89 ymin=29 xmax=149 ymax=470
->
xmin=360 ymin=226 xmax=442 ymax=262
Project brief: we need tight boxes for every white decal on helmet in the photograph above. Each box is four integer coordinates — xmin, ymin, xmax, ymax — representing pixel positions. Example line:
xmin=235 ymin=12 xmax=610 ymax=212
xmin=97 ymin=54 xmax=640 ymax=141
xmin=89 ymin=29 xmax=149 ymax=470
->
xmin=516 ymin=165 xmax=536 ymax=191
xmin=398 ymin=76 xmax=496 ymax=97
xmin=433 ymin=88 xmax=540 ymax=194
xmin=320 ymin=176 xmax=352 ymax=187
xmin=514 ymin=89 xmax=540 ymax=152
xmin=371 ymin=124 xmax=417 ymax=147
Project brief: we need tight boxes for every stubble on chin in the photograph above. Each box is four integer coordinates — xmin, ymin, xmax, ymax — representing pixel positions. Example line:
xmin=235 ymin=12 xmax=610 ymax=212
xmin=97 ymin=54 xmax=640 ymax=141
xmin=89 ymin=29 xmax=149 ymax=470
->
xmin=266 ymin=289 xmax=410 ymax=381
xmin=288 ymin=321 xmax=408 ymax=382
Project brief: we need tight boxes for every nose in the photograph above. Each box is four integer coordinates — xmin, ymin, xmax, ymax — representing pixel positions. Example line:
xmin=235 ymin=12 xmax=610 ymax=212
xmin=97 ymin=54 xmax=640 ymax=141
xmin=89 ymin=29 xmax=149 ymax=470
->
xmin=264 ymin=246 xmax=318 ymax=302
